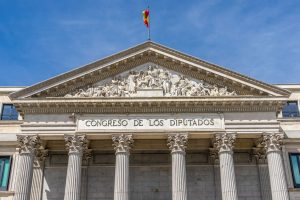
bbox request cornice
[148,42,291,96]
[12,96,287,115]
[10,41,290,99]
[10,42,153,99]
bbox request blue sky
[0,0,299,86]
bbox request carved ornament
[261,133,283,153]
[17,135,41,155]
[209,148,219,164]
[65,65,237,98]
[167,134,188,153]
[64,134,88,154]
[214,133,236,153]
[35,149,49,162]
[252,148,267,164]
[112,134,134,154]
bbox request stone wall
[42,167,67,200]
[130,166,171,200]
[86,167,114,200]
[235,166,262,200]
[40,152,265,200]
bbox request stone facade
[0,42,300,200]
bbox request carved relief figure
[127,71,137,93]
[65,65,237,97]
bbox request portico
[8,41,292,200]
[12,131,289,200]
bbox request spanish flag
[142,8,149,28]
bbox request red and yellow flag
[142,9,150,28]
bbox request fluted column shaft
[267,151,289,200]
[13,135,41,200]
[262,133,289,200]
[253,148,272,200]
[168,134,188,200]
[30,149,48,200]
[258,164,272,200]
[64,134,88,200]
[114,152,129,200]
[214,133,238,200]
[113,134,133,200]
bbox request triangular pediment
[10,41,290,99]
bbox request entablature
[13,96,287,115]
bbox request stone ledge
[0,191,14,197]
[278,117,300,122]
[288,188,300,192]
[0,120,23,125]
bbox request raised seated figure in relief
[136,71,148,88]
[219,86,228,96]
[190,85,200,96]
[144,72,153,88]
[148,65,159,78]
[92,86,101,97]
[210,85,219,96]
[118,82,128,97]
[198,82,210,95]
[149,72,159,88]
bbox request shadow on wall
[43,167,67,200]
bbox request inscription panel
[77,114,224,132]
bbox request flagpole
[148,5,151,41]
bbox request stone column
[13,135,41,200]
[9,148,20,191]
[167,134,188,200]
[30,148,48,200]
[214,133,238,200]
[261,133,289,200]
[64,134,88,200]
[209,148,222,200]
[252,148,272,200]
[81,149,92,200]
[112,134,133,200]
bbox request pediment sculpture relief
[65,65,237,97]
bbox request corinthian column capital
[214,133,236,153]
[17,135,41,155]
[252,148,267,164]
[112,134,133,154]
[167,133,188,154]
[261,133,283,153]
[64,134,88,154]
[35,148,49,162]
